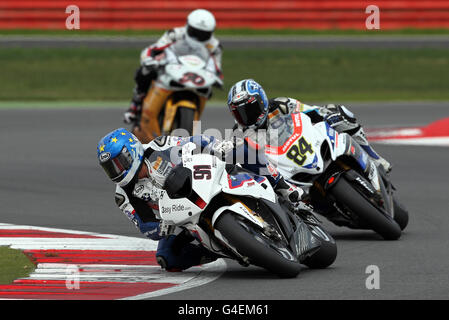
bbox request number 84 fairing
[158,143,337,278]
[263,112,409,240]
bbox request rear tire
[215,212,301,278]
[330,178,402,240]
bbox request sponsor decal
[142,193,151,202]
[282,133,301,153]
[99,152,111,163]
[293,113,301,127]
[152,156,163,171]
[134,185,144,195]
[125,209,136,220]
[355,177,374,194]
[161,204,191,214]
[265,113,303,155]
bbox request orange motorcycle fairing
[161,98,197,134]
[139,83,207,143]
[139,84,172,143]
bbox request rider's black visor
[230,96,265,127]
[100,146,133,182]
[187,25,213,42]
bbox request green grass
[1,47,448,103]
[0,247,35,284]
[2,28,449,37]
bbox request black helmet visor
[187,25,213,42]
[230,96,265,127]
[100,146,133,182]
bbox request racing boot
[274,177,305,205]
[351,127,392,174]
[156,233,220,272]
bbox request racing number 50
[286,137,313,166]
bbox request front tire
[330,178,402,240]
[301,225,337,269]
[393,197,409,231]
[175,107,195,135]
[215,212,301,278]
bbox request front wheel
[174,107,195,135]
[330,178,402,240]
[301,225,337,269]
[393,197,409,231]
[215,212,301,278]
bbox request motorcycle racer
[96,128,303,271]
[227,79,392,174]
[123,9,223,142]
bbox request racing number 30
[286,137,313,166]
[179,72,205,86]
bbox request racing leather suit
[113,134,300,271]
[125,27,223,141]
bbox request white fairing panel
[211,202,266,229]
[159,143,278,225]
[220,170,277,203]
[265,113,348,184]
[159,54,222,91]
[158,195,202,225]
[178,55,207,69]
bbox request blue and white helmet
[227,79,269,129]
[97,128,144,187]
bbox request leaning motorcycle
[158,143,337,278]
[261,112,409,240]
[139,49,223,143]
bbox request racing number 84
[286,137,313,166]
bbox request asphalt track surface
[1,35,449,48]
[1,102,449,299]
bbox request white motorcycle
[141,43,223,139]
[262,112,409,240]
[158,143,337,278]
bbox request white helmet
[185,9,216,47]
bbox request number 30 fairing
[125,10,224,144]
